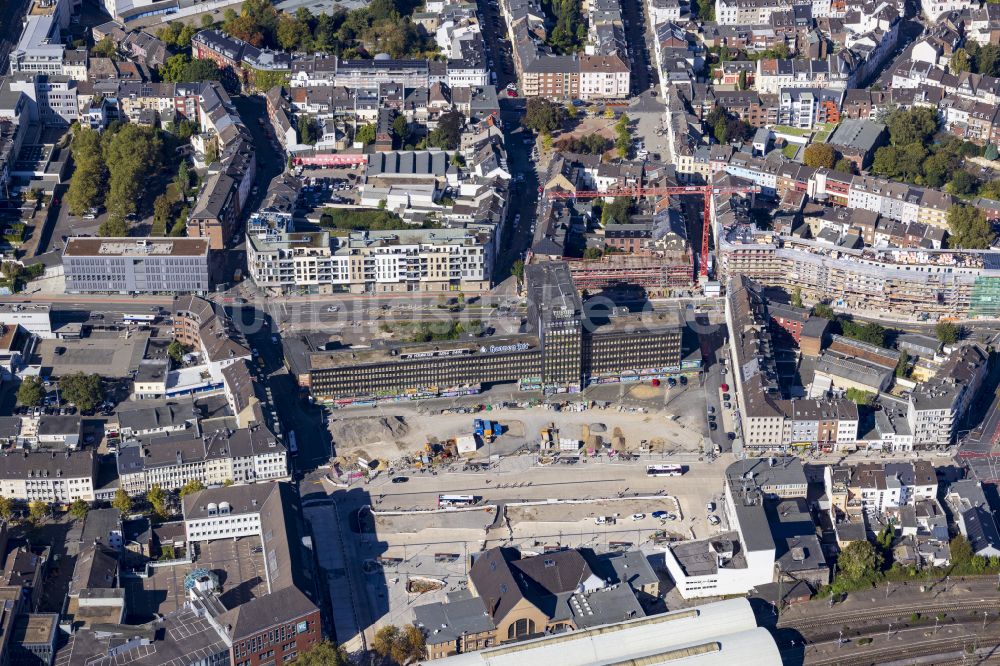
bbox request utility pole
[886,622,892,639]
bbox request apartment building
[172,295,252,382]
[63,238,210,294]
[247,228,494,294]
[9,1,66,76]
[907,345,987,448]
[726,277,859,452]
[0,450,95,502]
[116,426,288,495]
[945,480,1000,557]
[715,0,794,25]
[776,88,843,129]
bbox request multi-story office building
[0,451,95,502]
[9,1,66,76]
[63,238,210,294]
[247,228,494,294]
[304,261,692,404]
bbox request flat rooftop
[63,237,210,257]
[35,331,149,378]
[309,333,540,370]
[124,537,267,621]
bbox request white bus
[647,464,684,477]
[123,314,157,323]
[438,494,478,508]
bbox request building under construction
[567,253,694,295]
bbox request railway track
[780,598,1000,632]
[805,628,1000,666]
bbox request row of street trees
[66,124,164,236]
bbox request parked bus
[438,494,478,508]
[288,431,298,457]
[647,464,684,477]
[123,314,156,323]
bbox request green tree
[147,484,169,519]
[59,372,104,412]
[948,170,979,196]
[837,539,883,583]
[601,197,631,225]
[153,193,173,232]
[615,113,631,155]
[845,388,875,405]
[99,215,129,237]
[583,246,604,259]
[985,144,1000,161]
[427,111,463,150]
[511,259,524,281]
[840,319,886,346]
[167,340,188,363]
[112,488,132,515]
[948,204,995,249]
[69,498,90,521]
[876,524,894,552]
[895,349,910,378]
[290,641,350,666]
[179,479,206,498]
[0,496,12,521]
[738,69,747,90]
[174,161,190,203]
[60,372,104,412]
[565,103,578,119]
[159,54,222,83]
[791,286,803,308]
[886,107,939,147]
[16,376,44,407]
[91,37,118,59]
[298,115,318,144]
[392,114,409,143]
[28,500,48,524]
[524,98,564,135]
[950,534,974,567]
[355,123,376,145]
[372,625,400,658]
[803,143,837,168]
[812,302,835,319]
[936,321,960,344]
[951,48,972,74]
[201,13,215,28]
[67,128,107,215]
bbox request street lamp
[886,622,892,639]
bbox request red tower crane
[544,185,760,278]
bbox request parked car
[631,513,645,521]
[708,514,721,525]
[391,476,409,483]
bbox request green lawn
[772,125,812,137]
[782,144,799,159]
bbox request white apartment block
[579,65,631,100]
[920,0,976,21]
[248,228,493,294]
[0,450,95,502]
[116,427,288,495]
[907,346,987,448]
[182,483,282,544]
[715,0,790,25]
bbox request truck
[473,419,485,437]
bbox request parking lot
[124,537,267,621]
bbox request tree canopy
[289,641,350,666]
[112,488,132,515]
[16,376,44,407]
[524,98,564,135]
[70,498,90,521]
[948,204,996,249]
[803,143,838,169]
[159,54,222,83]
[837,539,883,584]
[147,485,169,519]
[60,373,104,412]
[426,111,463,150]
[179,479,206,498]
[935,321,960,344]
